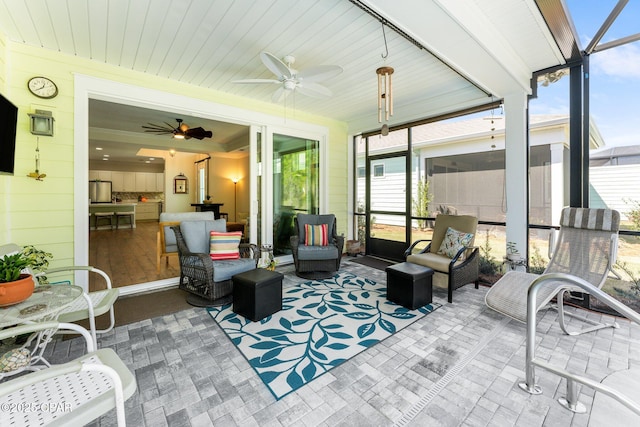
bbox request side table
[0,284,85,377]
[232,269,283,321]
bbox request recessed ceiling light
[96,147,103,150]
[103,154,110,157]
[102,158,109,161]
[145,160,151,164]
[149,157,155,161]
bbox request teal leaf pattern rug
[207,271,441,400]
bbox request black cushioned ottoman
[385,262,434,309]
[232,268,284,321]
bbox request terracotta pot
[0,274,35,307]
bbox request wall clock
[27,76,58,99]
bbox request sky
[529,0,640,149]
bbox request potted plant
[0,246,52,306]
[506,241,522,261]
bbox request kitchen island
[89,203,136,230]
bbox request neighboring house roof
[590,145,640,166]
[362,114,605,153]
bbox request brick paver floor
[43,259,640,426]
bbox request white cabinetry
[123,172,136,191]
[90,170,164,193]
[135,203,160,221]
[111,172,124,191]
[135,172,158,191]
[89,170,112,181]
[156,173,164,192]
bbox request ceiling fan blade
[260,52,292,79]
[142,122,171,130]
[297,65,343,82]
[271,86,289,103]
[185,127,213,140]
[296,82,332,98]
[232,79,281,84]
[142,124,174,133]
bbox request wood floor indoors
[89,220,180,291]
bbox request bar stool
[218,212,229,221]
[116,211,134,229]
[94,212,115,230]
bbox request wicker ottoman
[232,268,284,321]
[386,262,434,309]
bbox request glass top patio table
[0,284,83,328]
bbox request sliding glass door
[250,127,322,263]
[272,134,319,256]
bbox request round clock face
[28,76,58,99]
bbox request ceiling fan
[142,118,212,140]
[233,52,343,103]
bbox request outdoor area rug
[207,271,441,400]
[348,255,395,271]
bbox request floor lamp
[232,178,238,221]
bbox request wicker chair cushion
[212,258,256,282]
[407,252,463,272]
[437,227,473,258]
[160,212,215,250]
[296,214,335,243]
[429,214,477,255]
[304,224,328,246]
[297,245,339,261]
[209,231,242,260]
[180,219,226,254]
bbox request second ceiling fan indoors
[234,52,343,103]
[142,118,213,140]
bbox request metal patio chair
[485,207,620,335]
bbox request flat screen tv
[0,93,18,175]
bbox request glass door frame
[366,150,411,261]
[250,124,328,265]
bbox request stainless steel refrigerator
[89,180,112,203]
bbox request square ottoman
[386,262,434,309]
[232,268,284,321]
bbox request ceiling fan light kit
[233,52,343,103]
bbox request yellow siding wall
[0,33,6,243]
[0,41,348,266]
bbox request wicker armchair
[291,214,344,279]
[404,214,479,303]
[172,221,259,307]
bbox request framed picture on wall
[174,175,188,194]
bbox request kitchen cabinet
[135,172,161,191]
[156,173,164,192]
[111,172,124,191]
[123,172,136,191]
[135,202,160,221]
[91,170,164,193]
[89,170,112,181]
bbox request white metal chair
[485,207,620,335]
[39,266,119,344]
[0,321,136,426]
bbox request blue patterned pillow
[437,227,473,258]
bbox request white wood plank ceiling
[0,0,567,160]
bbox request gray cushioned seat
[297,245,339,260]
[212,258,256,282]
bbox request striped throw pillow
[209,231,242,260]
[304,223,328,246]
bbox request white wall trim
[74,74,329,292]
